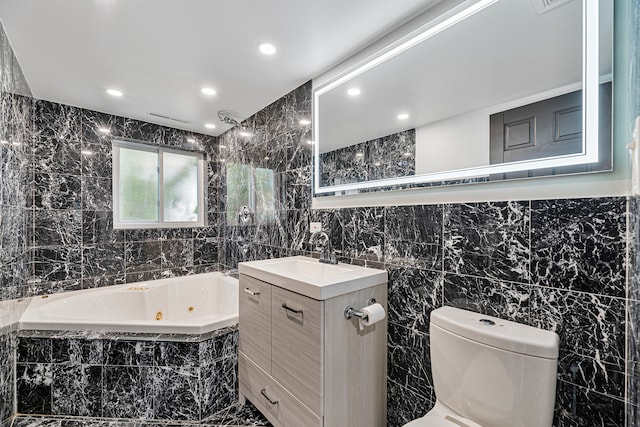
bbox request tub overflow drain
[156,311,163,321]
[479,318,495,326]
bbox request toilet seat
[403,401,483,427]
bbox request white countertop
[238,256,388,300]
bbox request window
[113,140,205,228]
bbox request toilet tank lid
[431,306,559,359]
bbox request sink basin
[260,257,353,278]
[238,256,388,300]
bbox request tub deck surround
[19,273,238,334]
[16,326,240,422]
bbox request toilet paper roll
[358,303,386,330]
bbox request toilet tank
[430,307,559,427]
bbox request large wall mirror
[313,0,613,195]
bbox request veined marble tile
[342,206,385,261]
[33,138,81,176]
[80,109,124,144]
[33,210,82,247]
[52,338,103,365]
[387,379,432,427]
[200,356,237,418]
[17,363,53,414]
[33,173,81,210]
[387,266,442,332]
[154,341,199,368]
[531,286,625,376]
[121,119,164,145]
[385,204,443,270]
[285,209,310,251]
[82,211,123,245]
[102,366,153,419]
[443,273,530,324]
[33,100,81,142]
[80,143,112,178]
[51,364,102,417]
[125,241,162,274]
[81,176,112,211]
[531,197,626,297]
[205,400,271,426]
[443,201,530,283]
[388,322,432,399]
[152,366,200,420]
[554,379,624,426]
[103,340,155,367]
[160,239,194,270]
[32,246,82,283]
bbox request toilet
[404,306,559,427]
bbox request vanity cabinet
[238,262,387,427]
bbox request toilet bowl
[403,306,559,427]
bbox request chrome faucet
[309,230,338,264]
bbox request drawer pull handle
[244,288,260,296]
[282,303,303,315]
[260,388,279,405]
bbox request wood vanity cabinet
[238,272,387,427]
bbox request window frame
[112,139,206,229]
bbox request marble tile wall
[15,327,238,422]
[310,199,626,426]
[319,129,415,186]
[217,81,313,270]
[220,81,632,426]
[0,19,32,427]
[25,101,220,297]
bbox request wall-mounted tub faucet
[309,230,338,264]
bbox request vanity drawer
[239,353,322,427]
[239,275,272,373]
[271,286,323,416]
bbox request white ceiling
[0,0,438,136]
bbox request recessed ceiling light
[299,119,311,126]
[347,88,361,96]
[98,127,111,134]
[201,87,216,96]
[106,89,123,97]
[205,123,216,129]
[397,113,410,120]
[259,43,276,55]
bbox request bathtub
[19,272,238,334]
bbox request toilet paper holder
[344,298,377,320]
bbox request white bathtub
[19,272,238,334]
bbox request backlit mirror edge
[312,0,605,196]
